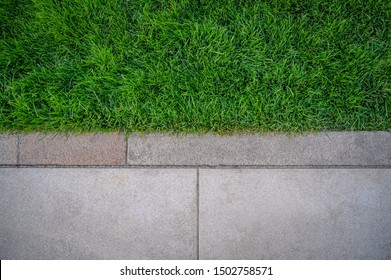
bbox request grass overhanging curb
[1,0,390,133]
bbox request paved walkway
[0,132,390,259]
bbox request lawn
[1,0,390,133]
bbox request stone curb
[0,132,390,166]
[0,134,17,165]
[127,132,391,166]
[19,133,126,165]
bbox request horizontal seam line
[0,165,390,169]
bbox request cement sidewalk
[0,132,390,259]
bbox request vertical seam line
[16,135,21,165]
[125,136,128,165]
[196,168,200,260]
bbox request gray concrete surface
[1,132,390,166]
[127,132,391,166]
[0,168,197,259]
[19,133,126,165]
[199,169,391,259]
[0,134,17,164]
[1,132,390,260]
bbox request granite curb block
[199,168,391,259]
[127,132,391,166]
[0,168,197,259]
[0,132,390,166]
[19,133,126,165]
[0,134,18,165]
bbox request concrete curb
[1,132,390,166]
[0,134,18,165]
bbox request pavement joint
[16,135,21,164]
[125,137,129,165]
[1,164,391,169]
[196,168,200,260]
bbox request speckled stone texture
[0,134,17,165]
[199,169,391,259]
[19,133,126,165]
[0,168,197,259]
[127,132,391,166]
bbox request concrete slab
[0,168,197,259]
[19,133,126,165]
[0,134,17,165]
[127,132,391,166]
[199,169,391,259]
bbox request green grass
[1,0,390,133]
